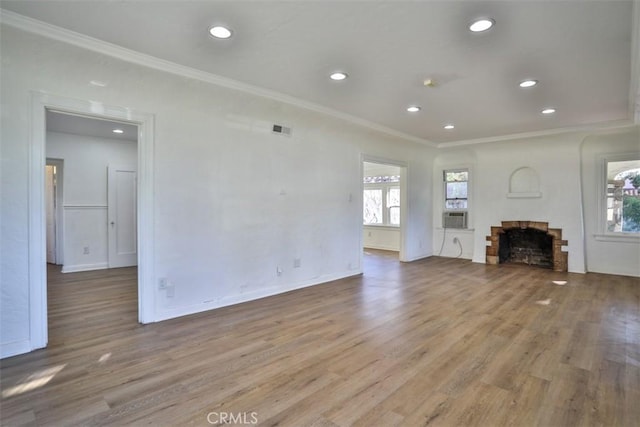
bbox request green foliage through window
[606,162,640,233]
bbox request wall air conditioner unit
[442,211,467,229]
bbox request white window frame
[444,168,469,211]
[363,182,400,227]
[596,154,640,242]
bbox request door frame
[45,158,64,265]
[360,154,409,265]
[29,91,156,351]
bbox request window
[606,160,640,233]
[363,175,400,226]
[444,169,468,210]
[387,187,400,226]
[363,188,383,225]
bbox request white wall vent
[272,124,292,136]
[443,211,467,229]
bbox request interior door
[108,165,137,268]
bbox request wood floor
[1,251,639,426]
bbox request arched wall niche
[508,166,542,198]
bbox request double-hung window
[363,175,400,226]
[444,169,468,210]
[605,160,640,233]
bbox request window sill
[363,224,400,230]
[593,233,640,243]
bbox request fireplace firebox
[486,221,567,271]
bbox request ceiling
[47,110,138,142]
[2,1,637,145]
[363,162,401,177]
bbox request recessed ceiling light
[407,106,421,113]
[519,79,538,88]
[330,72,348,81]
[469,18,494,32]
[113,129,124,134]
[541,108,556,114]
[444,124,455,130]
[209,26,233,39]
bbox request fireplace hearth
[486,221,568,271]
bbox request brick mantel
[486,221,568,272]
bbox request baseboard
[438,252,473,260]
[363,244,400,252]
[62,262,108,273]
[1,339,31,359]
[587,266,639,277]
[401,251,432,262]
[155,270,362,322]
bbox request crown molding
[0,9,436,148]
[436,119,636,149]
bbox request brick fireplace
[486,221,568,272]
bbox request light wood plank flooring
[1,251,639,426]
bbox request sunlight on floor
[535,298,551,306]
[1,364,66,398]
[552,280,567,286]
[98,352,111,363]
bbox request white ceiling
[363,162,401,177]
[47,110,138,142]
[3,1,637,145]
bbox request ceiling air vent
[272,124,292,137]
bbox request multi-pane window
[606,161,640,233]
[363,189,383,225]
[387,187,400,226]
[363,175,400,226]
[444,169,468,210]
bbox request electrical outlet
[158,278,167,290]
[294,258,301,268]
[453,237,459,244]
[83,246,90,255]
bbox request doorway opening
[361,158,408,272]
[45,159,63,266]
[46,110,139,271]
[28,91,155,352]
[45,110,140,341]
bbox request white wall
[434,128,640,276]
[0,25,435,357]
[435,135,587,269]
[470,134,587,273]
[363,226,400,251]
[432,149,476,259]
[46,131,137,272]
[581,127,640,276]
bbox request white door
[45,165,57,264]
[108,165,137,268]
